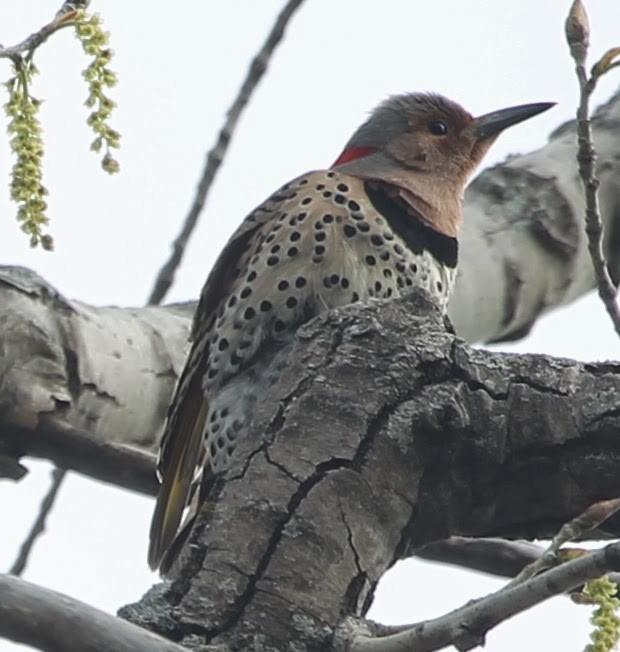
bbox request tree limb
[120,290,620,650]
[0,573,193,652]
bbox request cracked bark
[120,291,620,650]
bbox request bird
[148,92,553,572]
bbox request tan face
[385,109,496,183]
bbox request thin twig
[566,0,620,337]
[507,497,620,588]
[0,1,90,64]
[9,467,67,576]
[147,0,307,305]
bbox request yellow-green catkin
[4,59,51,250]
[73,10,120,173]
[584,576,620,652]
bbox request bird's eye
[428,120,448,136]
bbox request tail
[148,378,209,572]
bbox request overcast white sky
[1,2,619,651]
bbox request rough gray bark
[119,291,620,651]
[1,92,620,487]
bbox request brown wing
[147,176,310,571]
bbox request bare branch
[508,497,620,587]
[566,0,620,336]
[415,537,545,578]
[347,542,620,652]
[9,466,67,576]
[0,1,90,63]
[1,416,158,495]
[147,0,307,305]
[0,573,192,652]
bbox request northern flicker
[148,93,553,571]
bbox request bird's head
[333,93,554,236]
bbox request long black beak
[471,102,555,140]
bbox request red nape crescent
[332,146,376,166]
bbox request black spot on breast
[246,270,257,282]
[288,247,299,257]
[313,255,324,264]
[295,276,307,288]
[218,338,229,351]
[365,255,376,266]
[343,225,356,238]
[436,281,443,292]
[267,255,279,266]
[270,244,281,254]
[230,352,243,366]
[278,280,289,291]
[290,231,301,242]
[240,287,252,299]
[341,278,350,289]
[244,307,256,320]
[228,295,237,308]
[260,300,272,312]
[357,222,370,232]
[348,200,360,211]
[383,269,393,278]
[315,232,326,242]
[274,318,286,332]
[315,245,325,255]
[337,183,349,192]
[334,194,346,204]
[323,191,332,198]
[323,214,334,224]
[286,296,298,308]
[371,235,384,247]
[301,197,312,205]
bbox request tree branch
[121,290,620,650]
[148,0,307,305]
[565,1,620,336]
[0,573,193,652]
[345,541,620,652]
[1,416,158,495]
[0,1,90,64]
[9,466,67,576]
